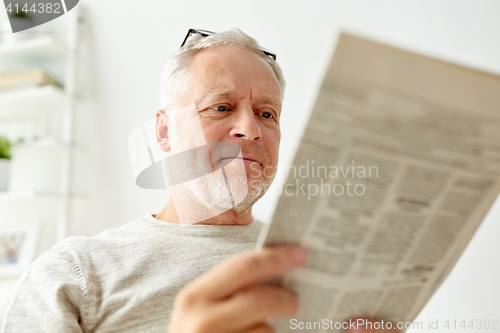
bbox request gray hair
[159,29,285,112]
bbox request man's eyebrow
[261,97,282,108]
[197,89,282,109]
[197,90,232,104]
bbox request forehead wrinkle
[196,89,233,105]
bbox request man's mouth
[219,156,262,166]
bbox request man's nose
[229,107,262,140]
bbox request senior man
[0,29,397,333]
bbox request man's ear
[156,110,170,152]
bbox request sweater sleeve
[0,245,89,333]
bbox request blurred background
[0,0,499,331]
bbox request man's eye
[213,105,231,112]
[260,111,274,119]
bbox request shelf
[15,139,85,153]
[0,190,62,205]
[0,36,66,71]
[0,85,65,119]
[0,8,83,243]
[0,190,85,206]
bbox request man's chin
[174,172,271,216]
[230,176,270,207]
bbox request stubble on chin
[231,170,276,213]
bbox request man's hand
[168,245,307,333]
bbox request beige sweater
[0,214,264,332]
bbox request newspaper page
[256,33,500,333]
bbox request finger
[218,285,298,330]
[188,245,307,299]
[241,323,275,333]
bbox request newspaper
[256,33,500,332]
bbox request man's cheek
[198,120,227,142]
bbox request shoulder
[13,244,79,286]
[52,215,161,269]
[59,214,156,251]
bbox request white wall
[3,0,500,330]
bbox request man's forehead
[192,47,279,83]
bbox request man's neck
[154,199,254,225]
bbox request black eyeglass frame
[180,28,277,61]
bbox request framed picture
[0,220,40,277]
